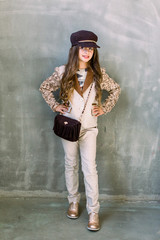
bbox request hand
[55,105,68,114]
[92,105,104,117]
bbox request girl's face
[78,47,94,64]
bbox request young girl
[39,30,121,231]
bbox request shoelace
[70,202,78,211]
[89,213,98,222]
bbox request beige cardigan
[39,65,121,128]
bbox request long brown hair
[60,45,102,105]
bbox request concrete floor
[0,198,160,240]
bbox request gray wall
[0,0,160,199]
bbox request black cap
[70,30,100,48]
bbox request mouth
[82,55,89,59]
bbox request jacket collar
[74,68,94,97]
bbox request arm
[39,66,64,112]
[100,68,121,114]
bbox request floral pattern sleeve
[39,67,63,111]
[100,68,121,114]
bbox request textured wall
[0,0,160,198]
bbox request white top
[76,68,88,89]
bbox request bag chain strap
[79,82,93,122]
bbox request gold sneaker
[87,212,100,231]
[67,202,79,219]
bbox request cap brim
[77,42,100,48]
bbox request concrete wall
[0,0,160,199]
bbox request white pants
[61,127,100,214]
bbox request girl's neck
[78,60,89,69]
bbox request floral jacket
[39,65,121,114]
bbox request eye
[89,47,93,50]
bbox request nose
[83,48,89,53]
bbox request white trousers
[61,127,100,214]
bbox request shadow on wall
[97,88,130,197]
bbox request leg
[61,139,81,204]
[79,127,100,214]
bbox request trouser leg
[61,139,80,203]
[79,127,100,214]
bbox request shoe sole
[67,214,79,219]
[87,226,100,231]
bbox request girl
[39,30,121,231]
